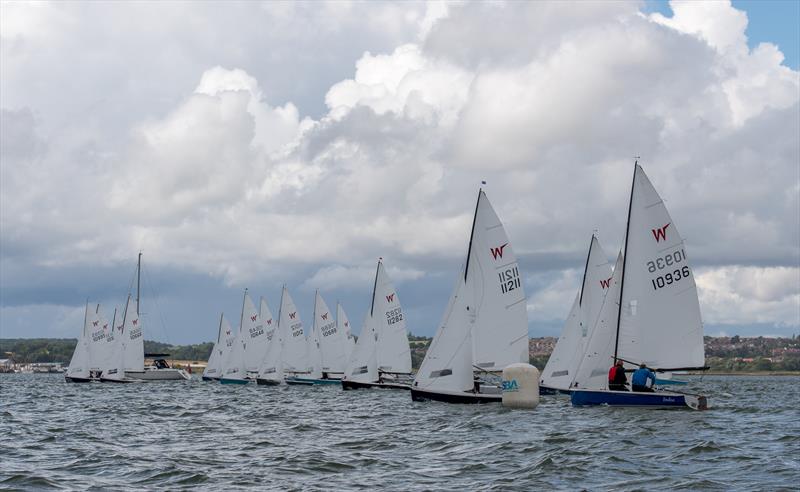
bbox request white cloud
[301,264,425,293]
[1,1,798,341]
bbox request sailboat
[100,294,143,383]
[203,313,235,381]
[256,289,285,385]
[411,188,529,404]
[65,302,100,383]
[120,253,190,381]
[540,235,612,394]
[286,291,351,385]
[570,163,709,410]
[341,259,413,390]
[220,289,258,384]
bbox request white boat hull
[125,368,190,381]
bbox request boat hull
[286,377,342,386]
[341,379,411,391]
[125,368,190,381]
[202,376,219,382]
[99,377,138,383]
[65,376,97,383]
[219,377,250,385]
[570,389,707,410]
[255,378,281,386]
[410,387,501,404]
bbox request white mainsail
[66,302,93,380]
[343,314,378,383]
[315,291,351,376]
[616,164,705,370]
[571,252,624,389]
[203,313,225,379]
[100,307,119,377]
[86,304,107,374]
[241,293,265,375]
[466,190,529,370]
[106,295,136,380]
[221,291,248,381]
[258,303,284,383]
[372,261,412,374]
[337,302,356,368]
[122,295,144,372]
[542,236,613,390]
[279,287,309,374]
[413,272,475,394]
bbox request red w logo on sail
[103,324,108,330]
[289,312,296,319]
[132,319,138,326]
[321,313,328,320]
[386,293,395,303]
[490,243,508,260]
[599,277,612,289]
[250,314,257,322]
[93,320,99,326]
[652,223,670,242]
[266,319,272,325]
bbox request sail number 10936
[648,249,691,290]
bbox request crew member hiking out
[608,359,628,391]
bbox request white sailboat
[337,302,356,365]
[202,313,232,381]
[286,291,350,385]
[65,302,98,383]
[342,259,413,390]
[540,235,612,393]
[220,289,255,384]
[100,294,142,383]
[411,188,528,403]
[256,291,285,386]
[107,253,190,381]
[570,163,709,409]
[280,286,312,378]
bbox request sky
[1,0,798,345]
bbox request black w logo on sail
[490,243,508,260]
[289,312,296,319]
[386,293,395,303]
[321,313,328,320]
[599,277,612,289]
[652,223,670,242]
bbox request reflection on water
[1,374,798,490]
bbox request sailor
[631,363,656,392]
[608,360,628,391]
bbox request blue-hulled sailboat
[569,163,709,410]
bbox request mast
[370,259,381,317]
[239,288,247,334]
[217,312,224,344]
[463,189,483,282]
[578,234,594,307]
[136,252,141,316]
[111,308,117,336]
[82,300,89,338]
[614,162,638,362]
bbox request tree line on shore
[2,335,798,372]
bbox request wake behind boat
[569,163,709,410]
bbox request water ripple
[1,374,798,490]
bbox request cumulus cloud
[1,0,798,341]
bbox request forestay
[616,165,705,370]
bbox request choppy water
[1,374,798,491]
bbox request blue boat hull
[219,377,250,385]
[571,389,707,410]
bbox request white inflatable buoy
[502,363,540,409]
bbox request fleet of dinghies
[65,163,710,409]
